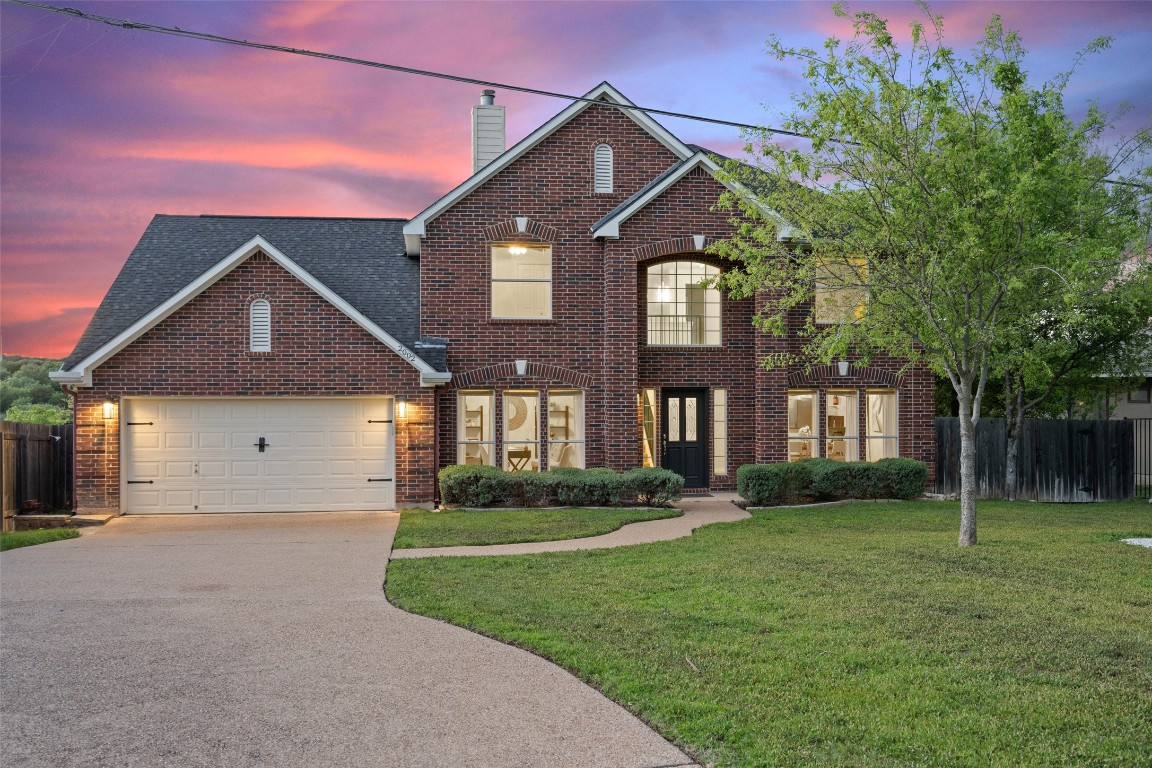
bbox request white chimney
[472,89,505,173]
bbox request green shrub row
[737,458,928,506]
[439,465,684,508]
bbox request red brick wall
[75,253,435,510]
[424,103,936,487]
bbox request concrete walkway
[1,512,699,768]
[392,492,750,559]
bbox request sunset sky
[2,0,1149,360]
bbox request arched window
[249,299,271,352]
[594,144,613,193]
[646,261,721,345]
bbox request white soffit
[402,82,695,254]
[50,236,450,387]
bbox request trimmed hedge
[737,458,927,506]
[438,465,683,508]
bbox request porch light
[396,399,407,419]
[837,360,850,377]
[102,401,115,420]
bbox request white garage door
[122,398,395,513]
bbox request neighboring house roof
[402,81,696,255]
[53,215,450,385]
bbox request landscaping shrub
[737,458,928,505]
[622,467,683,506]
[737,462,813,506]
[555,468,624,506]
[438,465,675,507]
[875,458,929,499]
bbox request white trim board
[50,236,451,388]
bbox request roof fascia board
[56,235,448,386]
[402,83,694,254]
[591,152,794,239]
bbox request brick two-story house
[52,83,934,513]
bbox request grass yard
[0,527,80,551]
[387,501,1152,767]
[392,506,682,549]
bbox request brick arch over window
[631,235,712,263]
[483,218,559,244]
[788,365,899,389]
[453,361,593,389]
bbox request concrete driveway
[1,513,695,767]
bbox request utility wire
[5,0,1147,191]
[2,0,806,138]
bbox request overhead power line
[2,0,806,138]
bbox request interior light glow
[509,246,528,255]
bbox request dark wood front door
[662,389,708,488]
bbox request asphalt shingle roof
[62,214,446,372]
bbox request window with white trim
[458,391,495,466]
[249,299,271,352]
[713,389,727,475]
[503,390,540,471]
[646,261,721,345]
[492,244,551,319]
[787,390,819,461]
[547,390,584,469]
[826,390,859,462]
[640,388,657,468]
[814,258,867,324]
[594,144,613,193]
[866,390,899,460]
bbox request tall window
[594,144,613,193]
[503,390,540,471]
[646,261,721,345]
[826,390,859,462]
[814,258,867,324]
[866,390,899,460]
[458,391,495,466]
[547,390,584,468]
[249,299,271,352]
[713,389,728,475]
[640,389,657,467]
[492,244,551,319]
[787,390,819,461]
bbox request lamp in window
[656,282,673,303]
[509,245,528,255]
[102,402,115,420]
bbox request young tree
[714,3,1151,545]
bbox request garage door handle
[127,421,154,426]
[253,437,269,452]
[127,480,154,484]
[367,419,393,424]
[367,478,393,482]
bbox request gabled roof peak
[402,82,695,255]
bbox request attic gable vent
[594,144,613,193]
[249,299,271,352]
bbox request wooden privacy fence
[1130,417,1151,499]
[935,417,1134,502]
[2,421,73,531]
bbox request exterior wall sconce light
[837,360,850,377]
[396,398,407,420]
[515,359,528,376]
[102,401,115,420]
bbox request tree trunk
[956,384,978,547]
[1004,373,1024,501]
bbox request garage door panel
[123,397,394,513]
[165,432,194,449]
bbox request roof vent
[472,89,505,173]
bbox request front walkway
[390,492,750,559]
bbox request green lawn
[387,501,1152,767]
[1,527,80,551]
[393,506,682,549]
